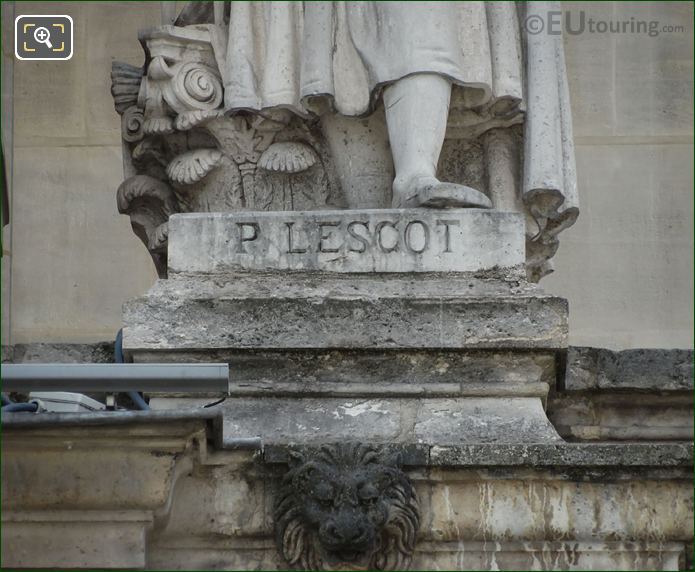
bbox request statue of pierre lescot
[114,1,578,280]
[208,1,577,221]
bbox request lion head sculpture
[274,443,420,571]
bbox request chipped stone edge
[3,411,691,473]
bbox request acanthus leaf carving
[258,141,318,174]
[174,108,224,132]
[110,61,143,115]
[130,138,168,182]
[204,115,275,165]
[116,175,179,278]
[115,24,346,277]
[143,116,175,136]
[166,149,224,185]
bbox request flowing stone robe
[208,0,577,279]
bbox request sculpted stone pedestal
[3,4,692,569]
[123,208,566,446]
[3,209,691,571]
[104,208,693,572]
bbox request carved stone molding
[111,26,343,275]
[111,61,143,115]
[274,443,420,571]
[116,175,179,278]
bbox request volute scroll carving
[111,26,342,274]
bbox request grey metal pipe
[1,363,229,393]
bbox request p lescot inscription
[168,210,525,274]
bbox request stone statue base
[5,207,691,570]
[123,208,567,445]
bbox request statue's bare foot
[392,176,493,209]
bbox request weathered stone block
[215,397,563,446]
[2,513,151,569]
[564,346,694,391]
[123,274,568,353]
[548,392,694,441]
[168,209,525,275]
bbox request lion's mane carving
[274,443,420,571]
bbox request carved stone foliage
[116,175,178,278]
[274,443,420,571]
[111,26,342,277]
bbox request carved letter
[318,221,341,253]
[347,221,370,253]
[376,221,399,253]
[404,220,430,254]
[436,219,460,253]
[236,222,260,253]
[286,222,307,254]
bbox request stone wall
[3,413,692,570]
[541,2,694,349]
[1,1,693,349]
[1,1,162,345]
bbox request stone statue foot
[392,176,493,209]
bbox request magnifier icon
[33,26,53,49]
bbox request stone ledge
[564,346,694,391]
[1,342,115,364]
[146,537,690,571]
[428,442,695,467]
[135,348,556,398]
[548,392,694,441]
[413,541,687,572]
[0,408,218,429]
[123,275,568,352]
[6,410,691,469]
[146,538,688,571]
[215,396,564,446]
[264,442,694,470]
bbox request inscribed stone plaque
[167,209,525,274]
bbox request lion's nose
[326,521,365,544]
